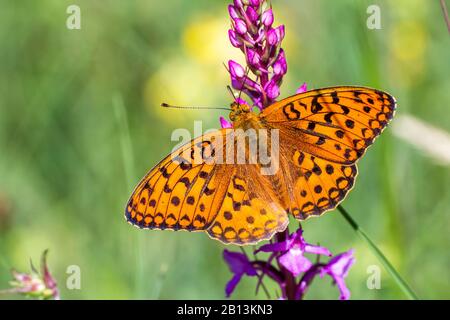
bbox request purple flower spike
[225,0,289,110]
[296,82,308,94]
[223,250,257,297]
[320,250,355,300]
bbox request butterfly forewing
[261,86,396,164]
[260,86,396,219]
[126,131,231,231]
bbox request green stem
[337,205,418,300]
[113,94,145,299]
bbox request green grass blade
[113,94,146,299]
[337,205,419,300]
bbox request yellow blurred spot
[391,21,426,64]
[144,15,247,126]
[183,15,243,66]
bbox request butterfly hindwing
[207,164,289,245]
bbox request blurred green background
[0,0,449,299]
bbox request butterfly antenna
[161,103,231,111]
[226,85,236,100]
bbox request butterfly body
[125,86,396,245]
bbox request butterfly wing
[260,86,396,219]
[207,164,288,245]
[126,129,289,244]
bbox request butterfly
[125,86,396,245]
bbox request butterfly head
[229,102,252,122]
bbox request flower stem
[275,230,297,300]
[337,205,418,300]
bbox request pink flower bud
[266,28,278,46]
[233,0,244,9]
[228,5,240,20]
[296,83,308,94]
[234,18,248,35]
[220,116,233,129]
[228,29,242,48]
[249,0,261,7]
[228,60,245,78]
[275,25,285,42]
[245,6,258,23]
[246,48,261,66]
[273,49,287,75]
[262,9,274,27]
[265,80,280,99]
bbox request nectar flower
[220,1,356,300]
[320,249,355,300]
[262,9,274,27]
[223,249,257,297]
[220,116,233,129]
[0,250,59,300]
[296,82,308,94]
[226,0,288,109]
[257,229,332,276]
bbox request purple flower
[296,82,308,94]
[266,28,279,46]
[0,250,59,300]
[257,229,332,276]
[320,249,355,300]
[219,2,356,300]
[225,0,287,110]
[228,29,242,48]
[262,8,274,27]
[264,80,280,100]
[220,116,233,129]
[228,60,245,78]
[223,250,258,297]
[234,18,248,35]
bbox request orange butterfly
[125,86,396,245]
